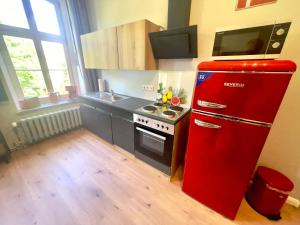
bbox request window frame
[0,0,75,102]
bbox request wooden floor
[0,128,299,225]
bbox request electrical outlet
[142,85,154,92]
[147,85,154,91]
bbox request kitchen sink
[87,92,129,103]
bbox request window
[0,0,72,100]
[4,36,47,97]
[0,0,29,29]
[30,0,61,35]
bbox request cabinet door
[80,104,113,143]
[182,112,270,219]
[112,115,134,153]
[80,27,118,69]
[117,20,159,70]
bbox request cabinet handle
[197,100,227,109]
[194,119,221,129]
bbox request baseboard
[286,196,300,208]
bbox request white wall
[86,0,195,104]
[85,0,300,198]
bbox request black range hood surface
[149,25,197,59]
[149,0,198,59]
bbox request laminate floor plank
[0,128,299,225]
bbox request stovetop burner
[169,105,183,113]
[162,110,176,118]
[136,102,189,122]
[143,105,157,113]
[153,102,163,107]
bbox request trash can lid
[257,166,294,192]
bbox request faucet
[110,89,115,97]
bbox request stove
[134,103,189,135]
[133,102,190,176]
[136,103,189,121]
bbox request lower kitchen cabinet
[80,104,113,143]
[111,115,135,154]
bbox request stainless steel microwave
[212,22,291,60]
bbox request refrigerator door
[182,111,270,219]
[192,71,291,123]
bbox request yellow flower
[162,95,168,103]
[167,91,173,100]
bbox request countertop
[80,92,190,125]
[80,92,153,113]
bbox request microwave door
[212,24,274,60]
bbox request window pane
[42,41,67,69]
[4,36,41,70]
[4,36,47,97]
[16,71,47,97]
[42,41,71,94]
[0,0,29,28]
[49,70,70,94]
[30,0,60,35]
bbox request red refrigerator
[182,60,297,219]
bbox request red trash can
[246,166,294,220]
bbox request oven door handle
[136,127,166,141]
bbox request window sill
[17,98,79,115]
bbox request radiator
[14,107,82,144]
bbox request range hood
[149,0,198,59]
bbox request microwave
[212,22,291,60]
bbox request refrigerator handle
[197,100,227,109]
[194,119,221,129]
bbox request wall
[86,0,196,104]
[85,0,300,198]
[190,0,300,199]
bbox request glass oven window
[140,132,165,156]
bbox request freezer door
[192,71,292,123]
[182,112,270,219]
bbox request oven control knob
[276,28,285,36]
[166,127,169,130]
[272,42,280,49]
[138,118,141,122]
[145,120,148,124]
[156,124,159,127]
[161,125,164,129]
[142,119,144,123]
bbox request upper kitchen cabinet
[80,20,160,70]
[117,20,160,70]
[80,27,119,69]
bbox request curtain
[66,0,99,92]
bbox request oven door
[134,124,173,166]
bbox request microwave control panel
[267,22,291,54]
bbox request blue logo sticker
[196,72,212,87]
